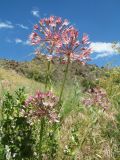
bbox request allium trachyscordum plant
[30,16,91,64]
[25,90,59,123]
[29,16,92,103]
[25,90,59,159]
[83,87,111,111]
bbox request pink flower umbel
[25,91,59,122]
[29,16,69,55]
[29,16,92,64]
[83,87,111,111]
[56,27,91,64]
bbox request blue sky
[0,0,120,66]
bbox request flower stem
[50,123,58,160]
[39,118,45,160]
[45,61,51,90]
[45,45,54,90]
[59,60,69,105]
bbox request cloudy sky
[0,0,120,66]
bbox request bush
[0,88,35,160]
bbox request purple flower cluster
[83,87,111,110]
[25,91,59,122]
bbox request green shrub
[0,88,35,160]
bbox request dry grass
[0,68,44,96]
[0,67,120,160]
[57,107,119,160]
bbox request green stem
[45,45,54,91]
[50,123,58,160]
[39,118,45,160]
[45,61,51,90]
[59,60,69,105]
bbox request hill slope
[0,57,104,88]
[0,58,120,159]
[0,67,44,97]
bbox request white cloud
[15,38,30,46]
[24,40,30,45]
[5,21,12,25]
[90,42,119,59]
[94,52,116,59]
[0,21,14,29]
[16,24,29,30]
[0,21,29,30]
[90,42,114,53]
[15,38,23,44]
[31,9,40,17]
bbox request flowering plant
[25,90,59,122]
[30,16,91,64]
[83,87,111,110]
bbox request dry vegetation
[0,59,120,160]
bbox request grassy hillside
[0,58,120,160]
[0,67,44,96]
[0,57,103,82]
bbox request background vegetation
[0,57,120,160]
